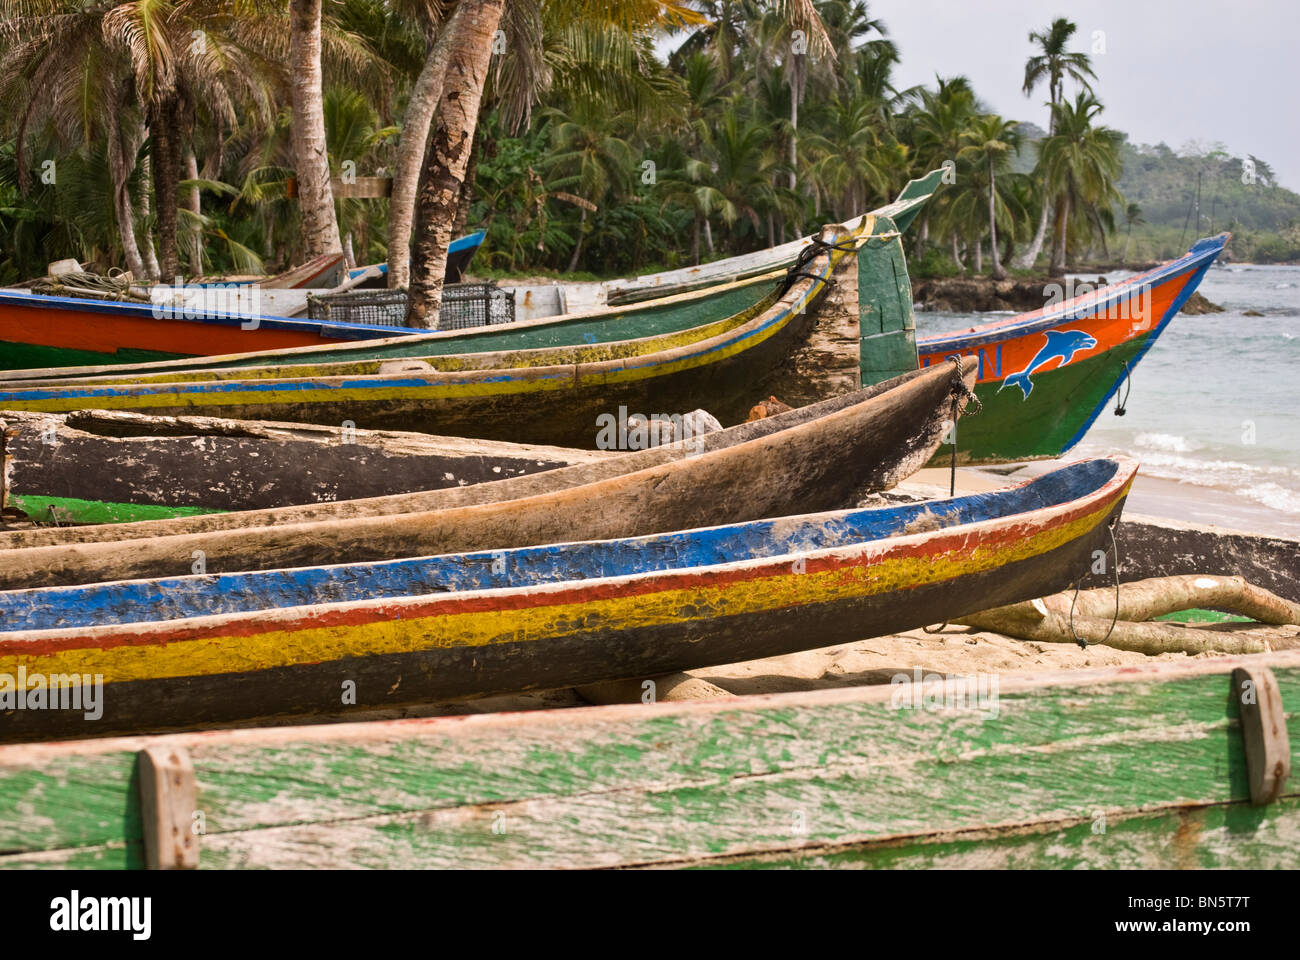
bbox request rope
[779,233,858,296]
[943,355,982,496]
[1069,517,1122,648]
[1113,362,1132,416]
[31,270,152,304]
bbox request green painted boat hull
[0,650,1294,869]
[940,335,1148,465]
[5,494,222,526]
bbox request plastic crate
[306,283,515,329]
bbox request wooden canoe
[2,645,1292,868]
[0,456,1136,740]
[0,410,607,526]
[0,177,939,382]
[0,359,977,587]
[0,234,483,370]
[0,237,851,444]
[911,233,1229,463]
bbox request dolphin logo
[999,329,1098,400]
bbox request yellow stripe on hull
[4,492,1119,688]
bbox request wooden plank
[1233,666,1291,805]
[0,652,1296,869]
[702,796,1300,869]
[138,746,199,869]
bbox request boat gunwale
[0,251,836,400]
[0,456,1136,644]
[1,643,1293,764]
[916,233,1230,354]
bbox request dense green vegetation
[1,2,1294,299]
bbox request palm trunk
[987,159,1005,279]
[1014,88,1057,273]
[406,0,505,329]
[387,6,462,289]
[149,99,183,281]
[1122,225,1132,263]
[1050,191,1070,276]
[703,219,715,254]
[452,131,480,240]
[105,90,147,280]
[951,233,963,270]
[788,72,799,190]
[139,153,160,281]
[184,147,202,274]
[566,208,588,273]
[973,238,983,273]
[691,214,701,266]
[289,0,343,259]
[1014,192,1050,270]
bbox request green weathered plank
[1,652,1296,869]
[858,215,920,385]
[713,796,1300,869]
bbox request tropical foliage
[4,2,1287,292]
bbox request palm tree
[1014,17,1095,270]
[404,0,703,328]
[803,93,897,220]
[542,101,636,271]
[957,114,1021,278]
[0,0,281,280]
[1121,202,1144,262]
[386,2,460,289]
[406,0,506,328]
[906,75,975,259]
[289,0,346,259]
[1038,92,1122,275]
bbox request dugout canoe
[4,645,1292,868]
[0,234,484,370]
[0,410,606,526]
[911,234,1229,463]
[0,456,1135,740]
[0,175,940,382]
[0,236,852,445]
[0,359,977,587]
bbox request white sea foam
[1133,432,1201,453]
[1125,451,1300,517]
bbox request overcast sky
[869,0,1298,188]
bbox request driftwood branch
[955,575,1300,656]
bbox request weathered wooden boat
[0,174,942,382]
[0,236,851,444]
[600,168,944,305]
[0,359,977,586]
[0,234,486,370]
[0,409,606,526]
[1117,514,1300,604]
[150,231,488,317]
[343,230,486,288]
[7,646,1291,869]
[910,234,1229,463]
[0,456,1135,740]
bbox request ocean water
[915,263,1300,537]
